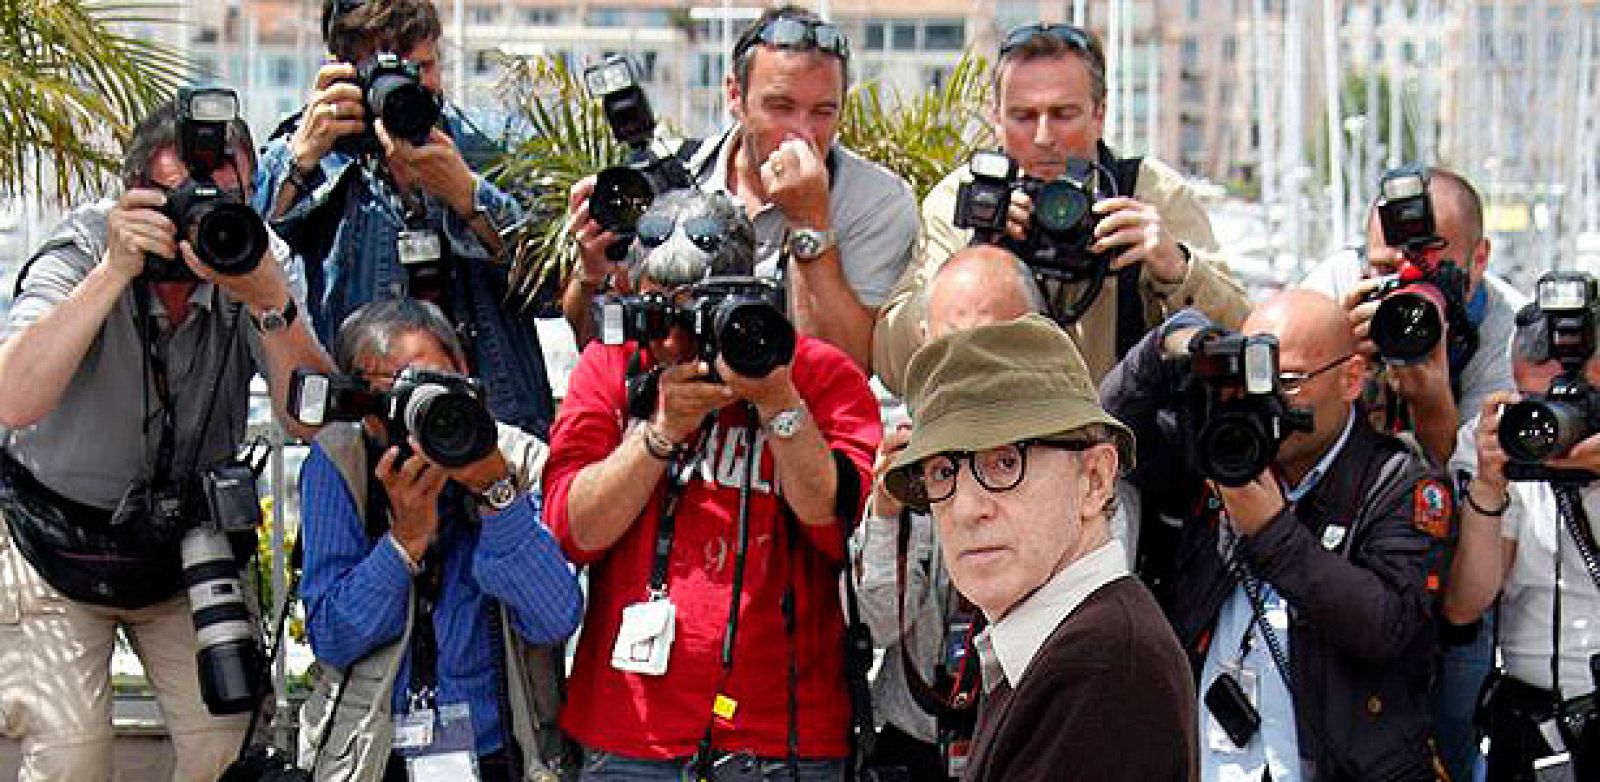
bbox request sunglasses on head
[637,212,728,254]
[736,17,849,60]
[999,23,1094,56]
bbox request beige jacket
[872,156,1252,396]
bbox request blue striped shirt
[299,443,583,755]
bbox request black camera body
[584,55,695,249]
[1177,331,1313,487]
[1500,272,1600,482]
[333,52,442,157]
[143,86,269,282]
[1367,164,1474,366]
[954,151,1106,282]
[288,367,499,468]
[597,276,796,379]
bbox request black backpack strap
[1104,144,1146,360]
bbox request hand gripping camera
[334,51,443,156]
[1176,330,1314,487]
[1367,164,1474,365]
[288,367,499,468]
[1499,272,1600,482]
[584,55,696,254]
[954,150,1110,322]
[598,276,796,379]
[143,87,270,282]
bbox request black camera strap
[406,537,449,705]
[893,507,982,729]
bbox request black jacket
[1102,312,1442,782]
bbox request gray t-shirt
[1298,248,1528,424]
[1,200,300,508]
[690,125,919,308]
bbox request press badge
[397,702,479,782]
[611,598,676,676]
[1206,665,1258,754]
[397,229,442,266]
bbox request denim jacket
[254,105,553,437]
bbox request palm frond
[839,51,995,200]
[487,54,630,302]
[0,0,193,202]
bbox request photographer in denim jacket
[255,0,554,438]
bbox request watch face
[790,229,829,260]
[259,312,287,331]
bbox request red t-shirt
[544,337,881,760]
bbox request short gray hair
[918,251,1049,322]
[331,298,467,373]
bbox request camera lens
[191,201,267,276]
[590,167,656,235]
[714,298,796,378]
[403,384,498,468]
[368,72,440,145]
[1197,412,1273,487]
[180,527,262,715]
[1499,399,1586,463]
[1032,180,1092,233]
[1371,288,1444,364]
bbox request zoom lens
[180,527,262,715]
[403,384,498,468]
[1499,399,1587,463]
[714,298,796,378]
[1196,412,1274,488]
[1032,180,1092,233]
[368,72,440,145]
[191,201,267,275]
[590,167,656,235]
[1371,288,1444,364]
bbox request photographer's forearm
[0,262,132,428]
[1410,393,1460,466]
[563,427,669,554]
[1443,480,1515,625]
[766,416,839,527]
[561,275,600,348]
[788,251,874,370]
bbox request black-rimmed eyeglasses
[736,17,850,60]
[999,23,1095,56]
[903,438,1099,506]
[1278,354,1354,395]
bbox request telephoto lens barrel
[180,527,262,715]
[1371,287,1445,364]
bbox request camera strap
[406,539,449,705]
[1103,145,1147,362]
[893,507,982,729]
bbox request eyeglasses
[636,213,727,254]
[1278,354,1354,395]
[999,23,1095,56]
[735,17,850,61]
[902,438,1098,506]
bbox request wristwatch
[765,405,808,439]
[787,227,836,262]
[250,298,298,333]
[477,475,519,513]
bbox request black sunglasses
[736,17,849,61]
[999,23,1095,56]
[637,212,727,254]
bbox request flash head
[969,150,1016,181]
[1538,273,1598,313]
[584,54,639,98]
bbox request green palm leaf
[0,0,193,202]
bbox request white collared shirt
[973,539,1130,692]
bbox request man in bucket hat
[882,315,1197,781]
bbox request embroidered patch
[1413,479,1453,539]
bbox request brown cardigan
[965,576,1199,781]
